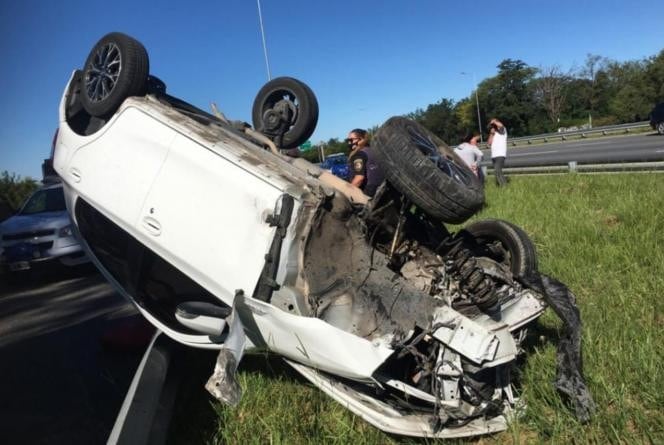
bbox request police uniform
[348,147,384,197]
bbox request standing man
[346,128,384,197]
[487,118,508,186]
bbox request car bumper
[0,242,88,272]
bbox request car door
[136,133,286,307]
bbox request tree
[482,59,538,136]
[534,65,569,127]
[0,171,39,212]
[407,98,460,143]
[581,54,611,119]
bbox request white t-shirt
[454,143,483,169]
[490,127,508,158]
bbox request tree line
[303,49,664,163]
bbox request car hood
[0,211,71,235]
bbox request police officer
[346,128,384,197]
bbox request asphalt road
[0,268,152,445]
[480,133,664,167]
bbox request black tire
[657,122,664,135]
[372,117,484,223]
[462,219,538,277]
[80,32,149,117]
[252,77,318,149]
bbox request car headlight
[58,225,74,238]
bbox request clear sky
[1,0,662,179]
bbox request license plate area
[9,261,30,271]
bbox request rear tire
[463,219,538,277]
[80,32,149,117]
[372,117,484,223]
[252,77,318,149]
[657,122,664,135]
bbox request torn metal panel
[287,360,511,439]
[234,292,394,381]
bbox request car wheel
[372,117,484,223]
[657,122,664,135]
[252,77,318,149]
[462,219,537,277]
[80,32,149,117]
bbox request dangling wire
[256,0,272,80]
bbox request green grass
[169,173,664,444]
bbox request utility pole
[461,72,483,142]
[256,0,271,80]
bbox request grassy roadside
[170,173,664,444]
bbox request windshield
[20,188,66,215]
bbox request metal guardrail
[508,121,651,146]
[482,161,664,176]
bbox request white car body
[54,68,554,438]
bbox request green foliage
[407,98,461,142]
[0,171,39,212]
[333,49,664,146]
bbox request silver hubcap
[84,42,121,103]
[658,122,664,134]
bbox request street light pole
[461,72,483,143]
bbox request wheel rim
[259,90,299,135]
[84,42,122,103]
[406,126,475,186]
[658,122,664,134]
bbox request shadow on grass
[166,350,306,445]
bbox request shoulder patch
[353,158,364,172]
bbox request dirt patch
[603,214,620,228]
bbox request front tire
[372,117,484,223]
[657,122,664,135]
[80,32,149,117]
[463,219,538,277]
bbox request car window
[75,198,224,333]
[20,188,66,214]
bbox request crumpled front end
[291,188,593,437]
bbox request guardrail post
[568,161,577,172]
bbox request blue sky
[1,0,662,179]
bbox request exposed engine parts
[440,239,500,313]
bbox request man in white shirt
[487,118,508,186]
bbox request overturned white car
[53,33,594,438]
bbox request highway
[0,270,147,444]
[479,133,664,167]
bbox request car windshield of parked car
[20,188,66,215]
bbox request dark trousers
[492,156,507,186]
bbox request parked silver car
[0,182,88,275]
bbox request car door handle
[142,216,162,236]
[69,167,82,183]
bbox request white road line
[510,150,559,157]
[656,149,664,153]
[566,141,617,147]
